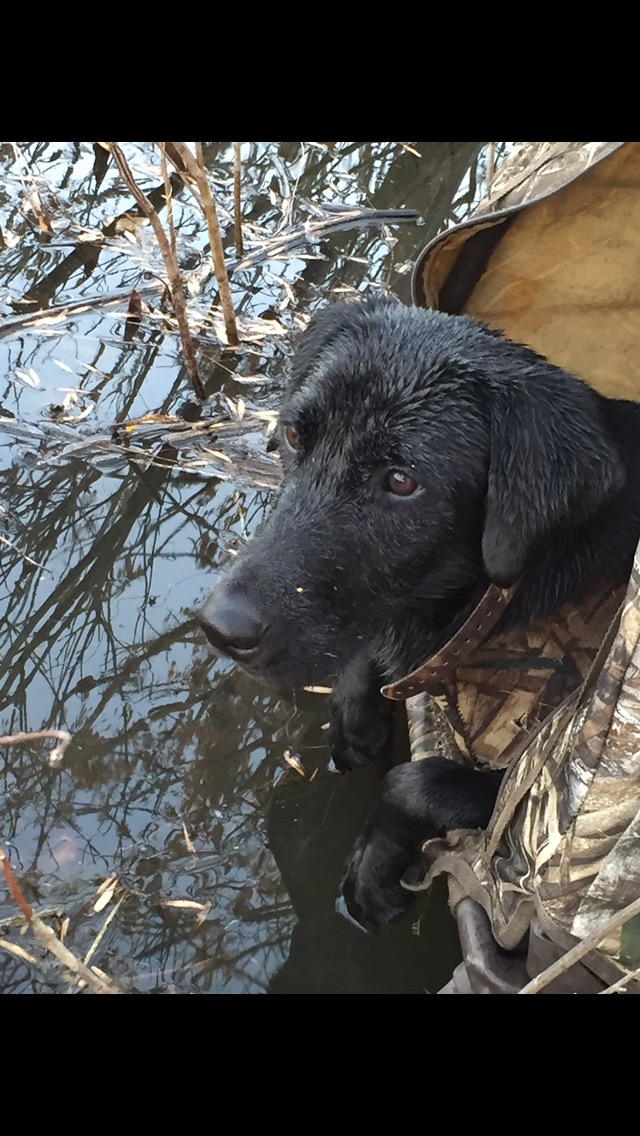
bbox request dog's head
[199,296,625,684]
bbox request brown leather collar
[381,583,517,701]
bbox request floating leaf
[283,749,305,777]
[182,822,196,855]
[53,359,75,374]
[13,367,41,389]
[93,873,119,914]
[161,899,210,911]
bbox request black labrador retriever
[199,295,640,931]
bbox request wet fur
[200,296,640,932]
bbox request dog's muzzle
[198,584,268,665]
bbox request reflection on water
[0,142,495,993]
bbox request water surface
[0,141,495,993]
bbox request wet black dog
[199,295,640,931]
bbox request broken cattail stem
[106,143,206,401]
[159,145,178,264]
[163,142,239,348]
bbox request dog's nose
[198,588,267,656]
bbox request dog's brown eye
[284,423,301,451]
[384,469,419,496]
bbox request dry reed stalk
[106,143,206,400]
[161,142,239,347]
[0,845,123,994]
[234,142,244,258]
[519,895,640,994]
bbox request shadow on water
[0,141,497,993]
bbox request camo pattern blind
[423,546,640,975]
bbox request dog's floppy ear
[482,367,626,586]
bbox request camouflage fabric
[386,578,624,770]
[406,140,640,991]
[403,545,640,989]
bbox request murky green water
[0,141,496,993]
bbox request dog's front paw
[329,659,394,772]
[340,831,414,933]
[329,708,393,772]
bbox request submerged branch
[0,728,72,766]
[0,534,49,571]
[232,206,421,272]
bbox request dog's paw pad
[329,742,376,773]
[339,837,414,933]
